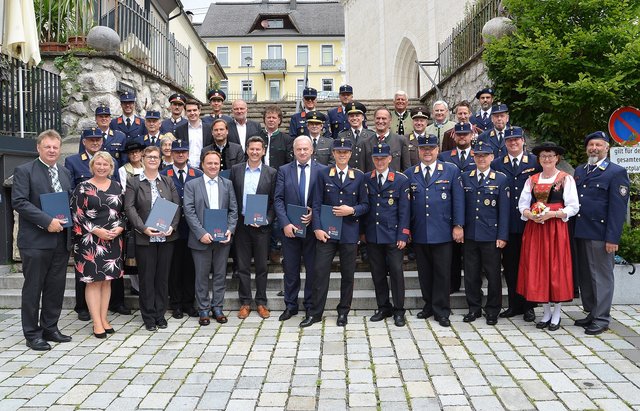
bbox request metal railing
[261,59,287,71]
[0,56,61,138]
[437,0,501,79]
[224,92,257,102]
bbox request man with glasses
[289,87,330,139]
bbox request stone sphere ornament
[482,17,515,44]
[87,26,121,52]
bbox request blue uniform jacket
[404,161,464,244]
[478,128,507,157]
[470,110,493,132]
[289,111,331,139]
[64,152,119,189]
[327,106,348,139]
[574,159,630,243]
[491,153,541,234]
[161,165,203,239]
[312,166,369,244]
[110,115,147,140]
[461,169,510,242]
[439,148,476,173]
[76,129,127,166]
[160,117,187,135]
[362,169,411,244]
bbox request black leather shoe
[435,316,451,327]
[337,314,348,326]
[26,338,51,351]
[156,319,168,329]
[486,316,498,326]
[463,311,482,323]
[499,308,522,318]
[172,308,184,319]
[77,310,90,321]
[416,310,434,319]
[548,319,561,331]
[393,314,406,327]
[279,308,298,321]
[300,316,321,328]
[43,331,72,343]
[574,317,593,327]
[370,310,393,322]
[110,305,131,315]
[93,331,107,339]
[585,324,608,335]
[186,308,199,318]
[536,320,551,329]
[145,324,157,332]
[104,328,115,334]
[523,309,536,322]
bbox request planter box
[613,264,639,304]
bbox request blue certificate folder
[145,197,178,231]
[320,205,342,240]
[245,194,268,225]
[203,209,228,241]
[40,192,72,227]
[286,204,308,238]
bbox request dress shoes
[435,316,451,327]
[104,328,115,334]
[536,320,551,329]
[186,308,199,318]
[43,331,72,343]
[110,305,131,315]
[238,305,251,319]
[93,331,107,339]
[77,310,91,321]
[172,308,184,319]
[486,316,498,326]
[585,323,608,335]
[336,314,348,326]
[156,319,168,329]
[548,319,561,331]
[213,309,228,324]
[26,338,52,351]
[269,250,282,264]
[523,308,536,322]
[279,308,298,321]
[370,310,393,322]
[393,314,406,327]
[416,309,434,319]
[300,316,321,328]
[499,308,522,318]
[257,305,271,319]
[463,311,482,323]
[144,324,157,332]
[574,317,593,328]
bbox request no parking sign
[608,106,640,146]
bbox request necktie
[102,132,107,140]
[482,112,488,120]
[49,166,63,193]
[587,164,596,173]
[126,118,131,128]
[313,138,317,151]
[460,150,466,163]
[512,157,518,169]
[354,129,360,142]
[498,131,503,142]
[378,173,383,189]
[398,113,405,135]
[178,169,185,184]
[424,166,431,185]
[378,134,385,143]
[478,172,485,183]
[339,170,344,183]
[299,164,307,206]
[151,136,156,146]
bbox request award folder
[320,204,342,240]
[245,194,268,225]
[203,209,228,241]
[286,204,308,238]
[145,197,178,231]
[40,192,72,227]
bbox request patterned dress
[71,180,125,283]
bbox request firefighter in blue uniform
[491,126,540,322]
[66,128,106,188]
[460,139,509,325]
[362,143,411,327]
[289,87,330,139]
[110,91,146,141]
[77,105,126,167]
[405,134,464,327]
[327,84,354,139]
[477,102,510,157]
[202,89,233,129]
[160,93,188,134]
[470,87,495,132]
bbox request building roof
[198,1,344,38]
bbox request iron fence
[0,57,61,138]
[437,0,501,79]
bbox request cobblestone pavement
[0,305,639,410]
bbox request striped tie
[49,166,63,193]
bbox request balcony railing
[261,59,287,72]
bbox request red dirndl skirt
[516,204,574,303]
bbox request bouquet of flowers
[530,201,549,216]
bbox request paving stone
[495,387,534,410]
[56,384,98,405]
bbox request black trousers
[414,242,451,319]
[74,277,126,312]
[20,233,69,340]
[169,238,196,311]
[310,241,356,317]
[136,241,175,327]
[502,233,534,312]
[282,233,317,311]
[235,217,270,306]
[450,241,463,293]
[367,243,405,314]
[464,239,502,317]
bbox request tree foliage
[483,0,640,163]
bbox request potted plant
[67,0,95,49]
[34,0,71,51]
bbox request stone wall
[40,52,190,140]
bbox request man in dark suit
[363,107,411,173]
[338,101,375,171]
[362,143,411,327]
[227,99,261,151]
[173,100,213,169]
[470,87,495,132]
[12,130,73,351]
[300,138,370,328]
[161,139,203,319]
[183,150,238,326]
[307,111,334,166]
[274,136,327,321]
[160,93,188,135]
[110,91,146,140]
[201,119,245,172]
[229,136,277,319]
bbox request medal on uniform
[388,198,394,205]
[484,199,490,206]
[441,193,447,200]
[491,199,496,206]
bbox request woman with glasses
[124,146,180,331]
[518,142,579,332]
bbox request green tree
[483,0,640,164]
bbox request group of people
[12,84,629,351]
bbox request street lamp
[244,56,253,99]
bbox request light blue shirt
[242,163,261,215]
